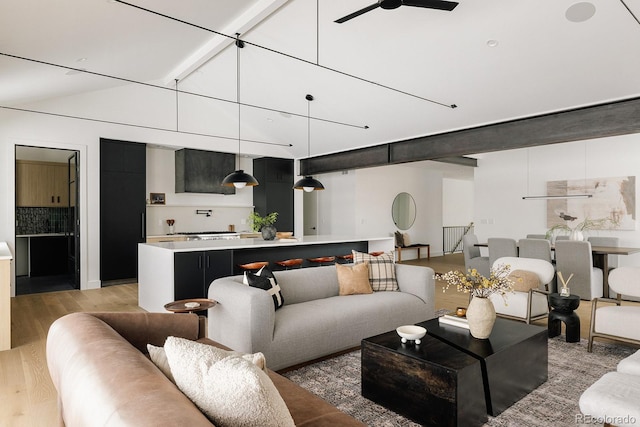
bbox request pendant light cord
[236,33,242,171]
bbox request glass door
[67,152,80,289]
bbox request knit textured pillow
[164,337,293,427]
[352,250,398,291]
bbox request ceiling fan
[335,0,459,24]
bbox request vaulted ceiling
[2,0,640,160]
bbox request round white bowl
[396,325,427,344]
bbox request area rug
[282,336,635,426]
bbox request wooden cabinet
[16,161,69,207]
[146,236,187,243]
[174,250,233,301]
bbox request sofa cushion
[352,250,398,291]
[164,336,294,427]
[244,266,284,310]
[336,262,372,296]
[508,269,541,292]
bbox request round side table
[547,293,580,343]
[164,298,217,314]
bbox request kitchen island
[138,235,394,313]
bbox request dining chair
[518,238,553,263]
[554,240,603,300]
[462,234,490,277]
[587,236,620,269]
[488,238,518,269]
[588,266,640,352]
[526,234,549,240]
[489,256,555,324]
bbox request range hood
[175,148,236,195]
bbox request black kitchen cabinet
[100,138,146,283]
[30,236,69,276]
[174,250,233,300]
[253,157,294,232]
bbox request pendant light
[222,34,259,189]
[294,94,325,192]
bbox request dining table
[475,243,640,298]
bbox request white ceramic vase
[569,230,584,241]
[466,295,496,339]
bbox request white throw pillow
[147,343,175,383]
[164,337,294,427]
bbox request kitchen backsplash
[146,206,254,236]
[16,207,72,235]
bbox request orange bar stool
[307,256,336,266]
[238,261,269,272]
[336,254,354,264]
[275,258,304,270]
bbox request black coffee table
[362,331,487,427]
[420,317,548,416]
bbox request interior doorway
[303,190,318,236]
[15,146,80,295]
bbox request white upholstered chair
[489,256,555,324]
[462,234,490,278]
[588,266,640,352]
[554,240,603,301]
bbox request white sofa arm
[207,277,275,355]
[395,264,435,304]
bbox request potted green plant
[248,212,278,240]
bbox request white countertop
[16,233,69,238]
[0,242,13,260]
[141,235,393,253]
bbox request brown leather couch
[46,312,364,427]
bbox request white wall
[443,178,474,227]
[312,163,444,259]
[473,135,640,265]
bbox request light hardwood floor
[0,255,634,425]
[1,284,142,427]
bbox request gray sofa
[207,264,435,371]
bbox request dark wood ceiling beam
[301,96,640,175]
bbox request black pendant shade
[293,175,325,192]
[294,94,325,192]
[222,169,259,188]
[223,34,259,190]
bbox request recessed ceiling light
[279,112,292,119]
[76,57,87,63]
[266,118,274,122]
[486,39,499,47]
[566,2,596,23]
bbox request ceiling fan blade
[402,0,459,11]
[334,3,380,23]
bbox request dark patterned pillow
[352,250,398,291]
[244,267,284,310]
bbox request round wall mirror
[391,192,416,230]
